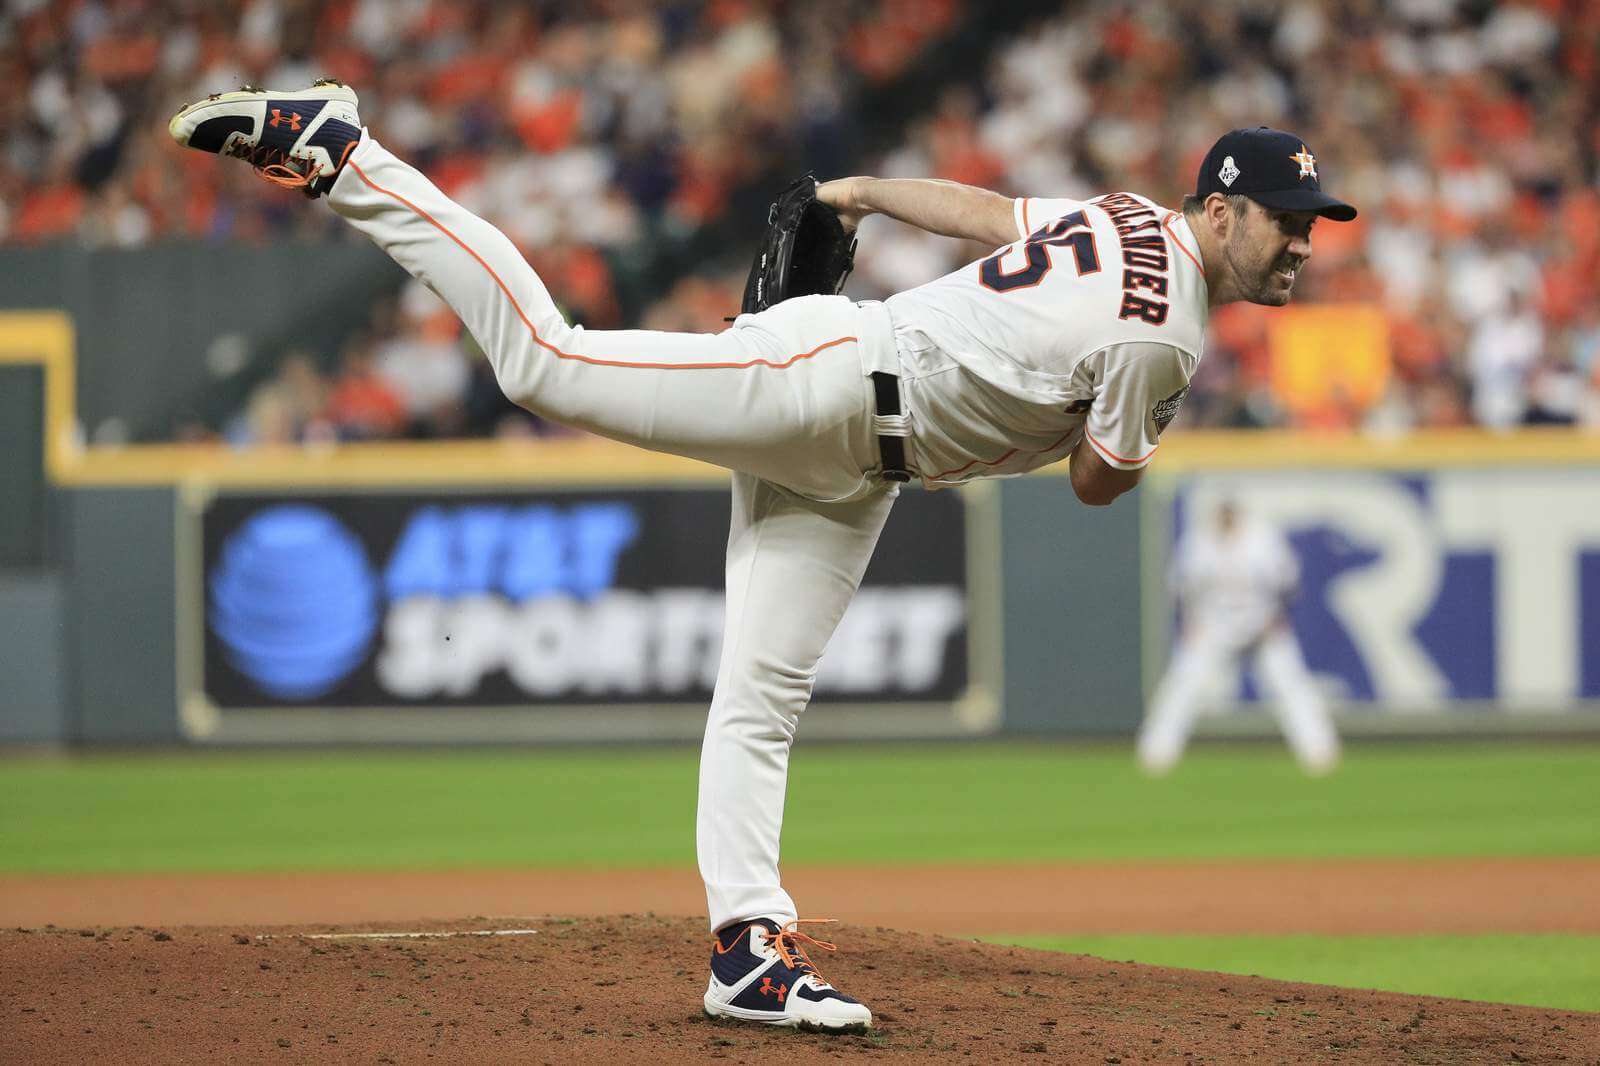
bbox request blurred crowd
[5,0,1599,441]
[2,0,961,444]
[3,0,955,249]
[200,278,549,446]
[840,0,1600,433]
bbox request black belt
[871,371,912,482]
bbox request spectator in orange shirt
[326,336,407,441]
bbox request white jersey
[1174,517,1299,645]
[884,192,1209,485]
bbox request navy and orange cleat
[168,78,362,197]
[704,918,872,1033]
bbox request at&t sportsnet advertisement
[190,488,978,734]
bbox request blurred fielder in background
[1139,498,1340,776]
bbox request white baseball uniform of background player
[1138,500,1341,775]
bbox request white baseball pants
[327,134,900,931]
[1138,626,1340,775]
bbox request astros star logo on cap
[1194,127,1357,220]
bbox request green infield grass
[2,741,1596,874]
[990,933,1600,1013]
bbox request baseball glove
[740,174,859,314]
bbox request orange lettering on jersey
[1093,193,1173,326]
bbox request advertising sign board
[183,486,994,742]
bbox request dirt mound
[2,916,1593,1064]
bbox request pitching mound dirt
[3,915,1593,1064]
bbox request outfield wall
[4,311,1600,744]
[18,450,1600,746]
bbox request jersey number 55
[979,210,1101,293]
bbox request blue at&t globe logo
[208,505,379,699]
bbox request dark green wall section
[64,488,179,742]
[0,366,46,567]
[998,479,1144,735]
[0,574,66,742]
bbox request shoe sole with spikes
[703,987,872,1034]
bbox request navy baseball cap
[1195,127,1357,221]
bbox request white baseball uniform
[326,135,1211,930]
[1137,513,1341,775]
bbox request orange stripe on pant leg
[345,159,856,371]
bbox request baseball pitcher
[170,79,1356,1033]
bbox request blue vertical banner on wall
[1160,469,1600,714]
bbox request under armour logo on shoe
[269,109,303,131]
[759,977,787,1003]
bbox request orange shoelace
[715,918,841,986]
[226,138,355,195]
[226,140,322,191]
